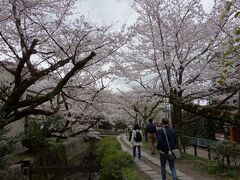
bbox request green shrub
[21,115,63,152]
[122,167,139,180]
[35,143,67,167]
[21,121,49,152]
[96,136,121,156]
[96,136,139,180]
[0,128,16,178]
[210,140,240,168]
[100,151,133,180]
[182,152,240,179]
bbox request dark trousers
[133,145,141,159]
[160,153,177,180]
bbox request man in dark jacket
[156,118,177,180]
[145,118,157,155]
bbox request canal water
[31,145,100,180]
[50,171,99,180]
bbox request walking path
[185,146,210,159]
[117,135,194,180]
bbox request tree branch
[169,96,240,126]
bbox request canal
[31,140,100,180]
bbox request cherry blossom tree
[172,0,240,125]
[0,0,126,129]
[115,88,164,127]
[115,0,240,130]
[41,84,112,138]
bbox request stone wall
[5,164,24,180]
[64,137,89,162]
[6,119,25,137]
[5,136,91,179]
[36,137,91,167]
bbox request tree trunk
[171,104,182,131]
[169,89,182,131]
[169,89,183,148]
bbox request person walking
[131,124,143,159]
[145,118,157,155]
[156,118,177,180]
[128,126,133,141]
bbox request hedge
[96,136,139,180]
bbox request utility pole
[238,90,240,143]
[238,89,240,113]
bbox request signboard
[215,133,225,141]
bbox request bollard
[207,145,211,160]
[23,167,29,180]
[21,159,33,180]
[227,155,230,167]
[194,144,197,156]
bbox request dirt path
[141,146,224,180]
[175,159,223,180]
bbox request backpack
[134,130,142,142]
[147,124,156,133]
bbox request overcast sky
[75,0,214,28]
[72,0,135,31]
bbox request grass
[55,139,67,144]
[180,153,240,179]
[141,139,149,149]
[180,153,218,173]
[123,167,147,180]
[96,136,142,180]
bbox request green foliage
[100,152,133,180]
[0,128,16,178]
[115,121,127,130]
[0,129,15,157]
[225,1,232,12]
[42,114,65,132]
[56,139,66,144]
[182,111,224,139]
[98,121,113,130]
[225,1,240,18]
[210,140,240,169]
[181,153,217,174]
[96,136,139,180]
[35,143,67,167]
[122,168,140,180]
[182,153,240,179]
[21,121,49,152]
[217,1,240,88]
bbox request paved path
[118,135,194,180]
[185,146,210,159]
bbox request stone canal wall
[5,164,23,180]
[5,137,91,180]
[64,137,89,162]
[36,137,91,167]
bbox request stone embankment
[5,136,92,180]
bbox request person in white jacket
[131,124,143,159]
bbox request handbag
[162,127,181,159]
[171,149,181,159]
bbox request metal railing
[183,136,217,148]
